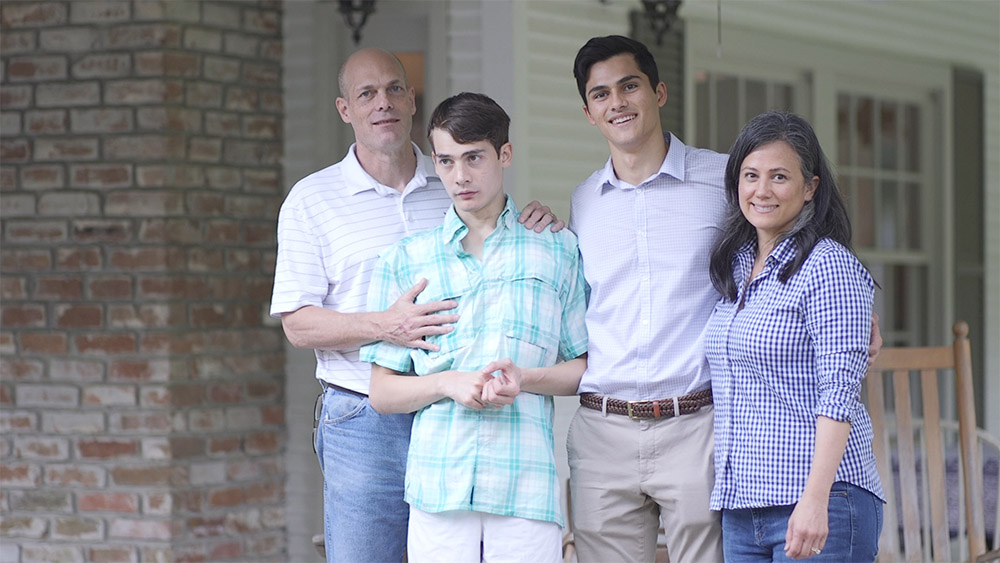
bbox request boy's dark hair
[427,92,510,155]
[709,111,858,301]
[573,35,660,103]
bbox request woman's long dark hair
[709,111,853,302]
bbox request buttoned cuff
[815,388,860,422]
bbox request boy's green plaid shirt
[362,196,588,525]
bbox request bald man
[270,49,560,562]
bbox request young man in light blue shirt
[361,92,588,562]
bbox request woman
[706,111,884,561]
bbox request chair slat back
[866,322,985,563]
[920,368,950,561]
[891,370,923,562]
[867,374,900,559]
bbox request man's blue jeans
[315,386,413,563]
[722,481,883,562]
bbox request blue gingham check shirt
[361,196,588,525]
[706,238,885,509]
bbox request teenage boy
[361,92,588,562]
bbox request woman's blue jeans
[722,482,883,562]
[315,386,413,563]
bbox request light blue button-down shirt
[706,238,884,509]
[570,134,728,399]
[362,196,588,525]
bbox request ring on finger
[811,547,822,555]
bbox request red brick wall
[0,1,286,561]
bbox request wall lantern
[641,0,682,46]
[339,0,376,45]
[598,0,682,46]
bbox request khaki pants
[567,404,722,563]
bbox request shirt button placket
[397,192,411,234]
[635,187,651,394]
[722,309,737,491]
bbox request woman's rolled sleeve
[804,246,874,423]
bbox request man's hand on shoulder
[379,278,459,351]
[519,200,565,233]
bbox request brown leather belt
[579,388,712,420]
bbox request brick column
[0,1,286,561]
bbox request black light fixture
[597,0,682,46]
[339,0,376,45]
[641,0,682,46]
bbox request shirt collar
[737,236,799,268]
[592,132,686,193]
[768,237,799,266]
[343,142,438,196]
[441,195,518,245]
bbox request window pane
[893,264,908,332]
[878,180,898,249]
[695,71,711,148]
[880,102,898,170]
[746,80,767,120]
[903,104,921,172]
[905,181,922,250]
[868,261,887,336]
[837,94,851,166]
[840,173,854,214]
[855,176,875,247]
[856,97,875,167]
[873,265,898,343]
[774,84,794,112]
[911,265,927,344]
[895,264,928,344]
[716,75,740,152]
